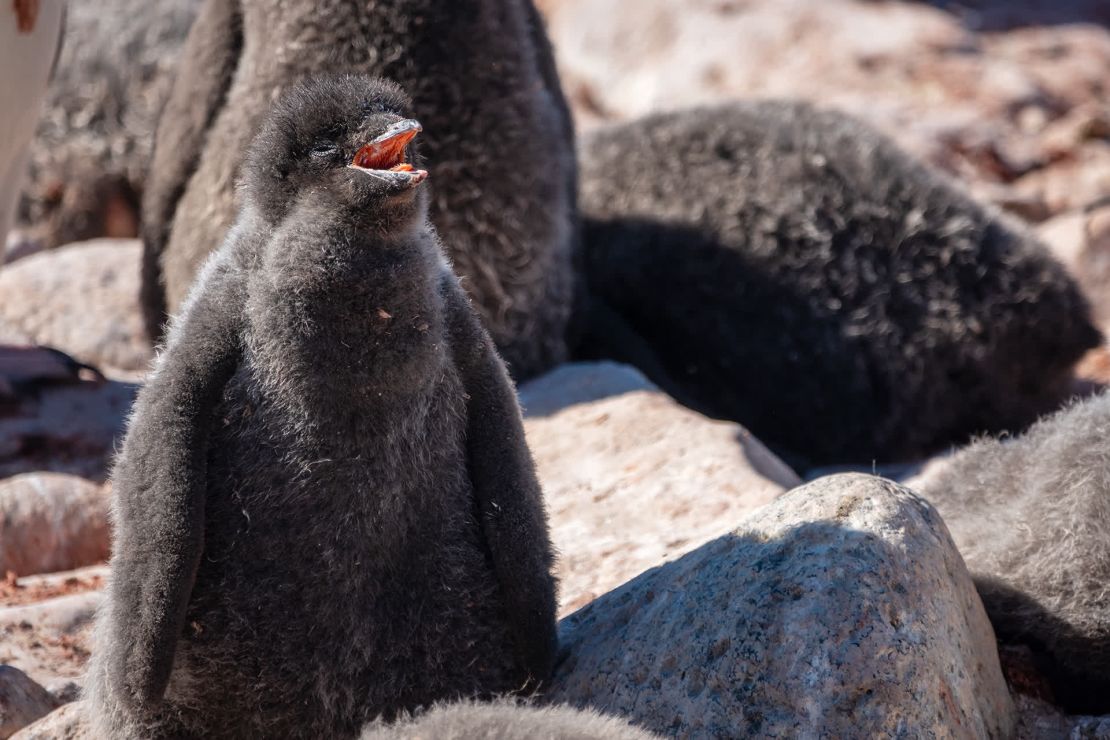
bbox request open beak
[350,119,428,185]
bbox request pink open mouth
[350,119,428,183]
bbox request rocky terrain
[3,0,1110,737]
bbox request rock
[15,0,200,251]
[0,567,108,609]
[42,681,80,707]
[1014,142,1110,218]
[1075,345,1110,389]
[0,666,58,740]
[909,393,1110,714]
[0,475,109,577]
[360,701,660,740]
[0,347,97,402]
[1050,203,1110,329]
[546,474,1015,738]
[0,593,101,688]
[1012,694,1110,740]
[521,363,799,613]
[9,701,91,740]
[1038,210,1090,276]
[0,592,102,636]
[0,241,150,373]
[0,371,138,481]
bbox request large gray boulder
[546,474,1015,738]
[520,362,799,614]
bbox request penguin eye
[309,141,339,158]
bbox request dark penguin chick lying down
[576,101,1101,468]
[916,392,1110,714]
[87,76,558,740]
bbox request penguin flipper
[106,259,245,710]
[141,0,243,344]
[444,279,559,686]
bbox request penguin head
[243,75,428,228]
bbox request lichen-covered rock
[0,475,109,577]
[0,666,58,740]
[520,362,799,613]
[546,474,1015,738]
[9,701,91,740]
[0,241,150,373]
[361,701,660,740]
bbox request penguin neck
[245,211,451,423]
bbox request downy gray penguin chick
[360,700,661,740]
[88,76,558,739]
[576,101,1100,467]
[915,392,1110,714]
[141,0,577,381]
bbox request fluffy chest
[204,360,471,540]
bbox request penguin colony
[90,77,557,738]
[82,0,1110,735]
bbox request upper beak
[351,119,423,171]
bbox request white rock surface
[9,701,90,740]
[0,240,151,373]
[0,593,101,687]
[521,362,799,613]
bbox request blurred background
[7,0,1109,320]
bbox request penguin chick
[915,392,1110,714]
[360,700,661,740]
[576,101,1101,468]
[141,0,578,381]
[87,75,558,740]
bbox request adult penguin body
[90,77,558,739]
[142,0,576,380]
